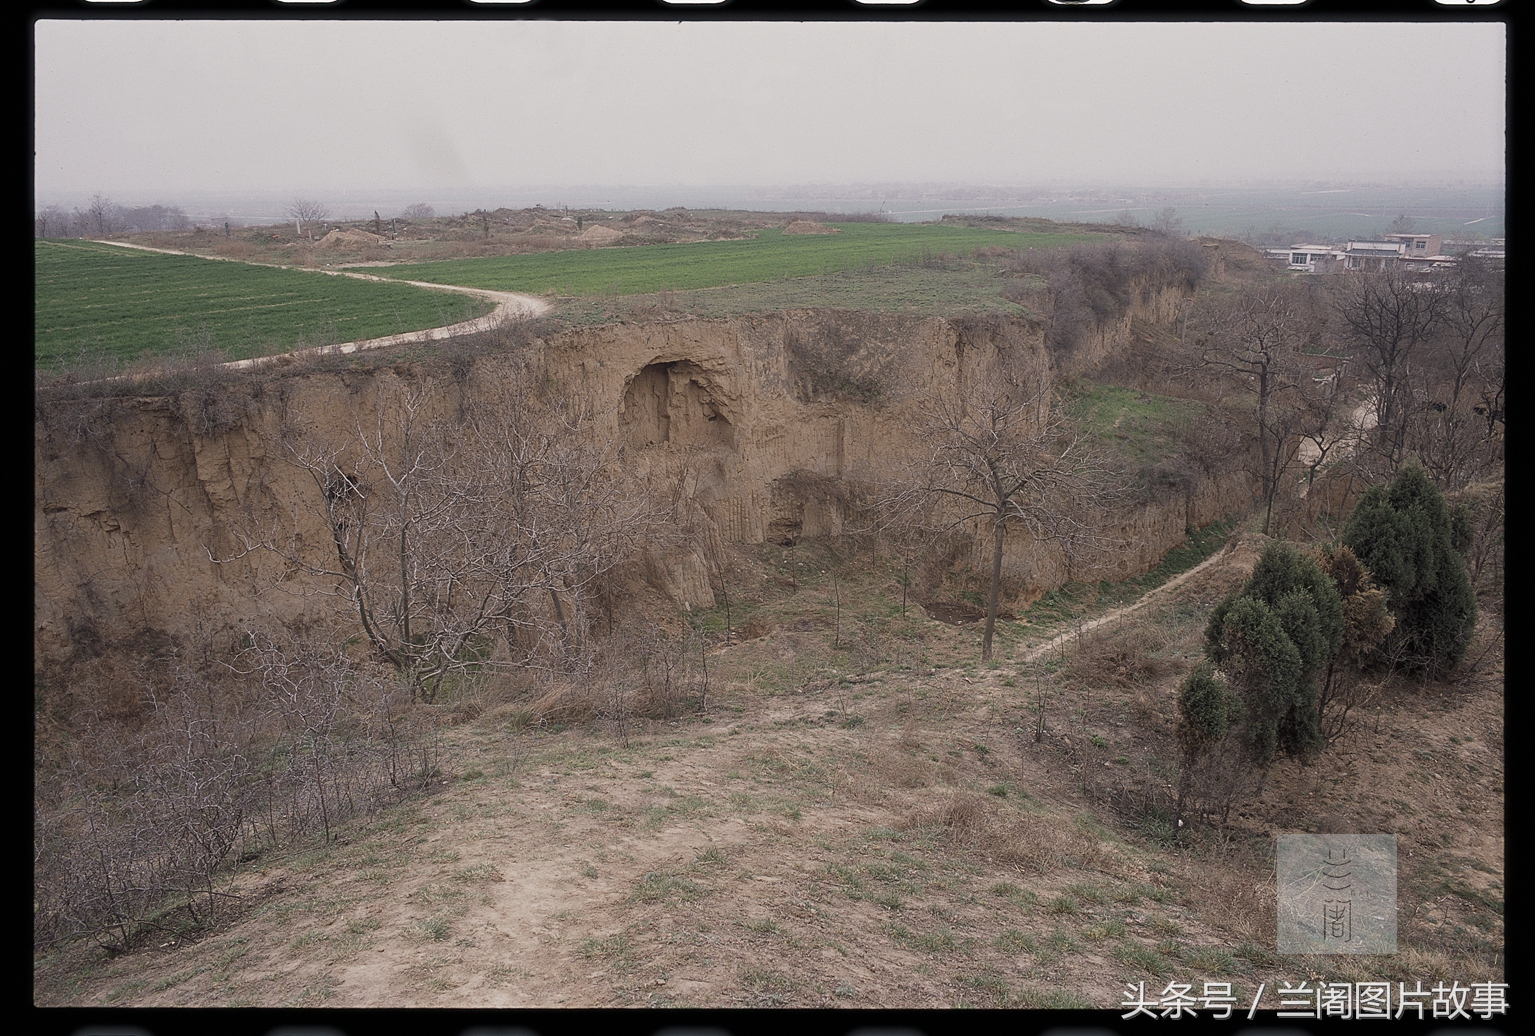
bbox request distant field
[35,240,493,367]
[361,222,1106,297]
[554,258,1046,326]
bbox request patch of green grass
[451,863,501,884]
[1084,919,1128,942]
[34,239,490,366]
[1049,895,1082,915]
[1235,941,1281,967]
[739,966,796,993]
[1015,986,1095,1009]
[692,848,729,870]
[1066,382,1204,463]
[958,972,1011,1005]
[1114,941,1173,976]
[742,918,781,936]
[1046,929,1080,955]
[345,916,383,936]
[642,795,714,829]
[410,883,465,904]
[1066,882,1109,904]
[104,977,150,1003]
[150,966,208,993]
[211,937,250,969]
[577,935,633,962]
[413,916,452,942]
[1182,945,1243,974]
[995,929,1038,955]
[631,870,707,904]
[989,882,1039,909]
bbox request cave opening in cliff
[620,361,734,449]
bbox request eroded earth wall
[35,308,1251,661]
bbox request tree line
[36,193,191,237]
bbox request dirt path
[1015,540,1241,665]
[85,239,549,371]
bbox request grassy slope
[362,223,1101,297]
[34,240,493,366]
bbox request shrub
[1342,463,1477,676]
[1203,543,1343,766]
[1175,661,1241,758]
[1314,545,1395,741]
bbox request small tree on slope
[1341,462,1477,678]
[1175,543,1345,820]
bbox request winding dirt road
[87,239,549,372]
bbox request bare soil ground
[116,207,849,271]
[34,535,1502,1009]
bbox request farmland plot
[34,240,493,366]
[363,222,1103,297]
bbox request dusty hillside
[33,534,1502,1008]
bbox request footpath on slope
[1015,537,1243,665]
[87,239,550,372]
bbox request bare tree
[222,370,666,700]
[401,203,435,220]
[880,367,1116,661]
[36,203,69,238]
[1178,281,1324,534]
[1410,258,1504,490]
[286,197,330,232]
[76,193,124,236]
[1151,206,1184,237]
[1331,267,1444,474]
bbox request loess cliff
[35,306,1252,662]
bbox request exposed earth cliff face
[35,307,1251,661]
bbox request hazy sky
[34,19,1505,201]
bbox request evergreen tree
[1176,660,1242,758]
[1342,463,1478,676]
[1197,543,1344,767]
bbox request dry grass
[868,747,934,789]
[1061,622,1181,690]
[900,793,1114,876]
[1178,850,1275,945]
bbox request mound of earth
[580,224,624,245]
[782,220,839,235]
[316,229,387,249]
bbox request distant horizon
[36,21,1503,204]
[35,176,1507,218]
